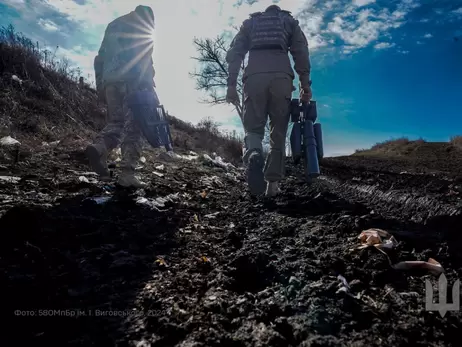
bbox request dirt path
[1,149,461,346]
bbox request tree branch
[190,35,244,119]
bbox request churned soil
[1,144,462,347]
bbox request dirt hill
[323,137,462,179]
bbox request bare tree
[190,35,244,119]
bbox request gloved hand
[226,86,240,106]
[300,85,312,103]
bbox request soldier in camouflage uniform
[86,5,157,188]
[225,5,312,197]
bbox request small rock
[289,276,301,287]
[0,136,20,146]
[79,176,90,183]
[0,176,21,183]
[11,75,23,85]
[135,339,151,347]
[236,297,247,305]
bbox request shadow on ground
[0,189,182,345]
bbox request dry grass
[168,115,242,164]
[450,135,462,148]
[354,135,462,159]
[354,137,427,157]
[0,24,243,164]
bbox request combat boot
[85,143,110,178]
[246,150,266,196]
[117,170,147,188]
[265,181,281,197]
[158,150,179,162]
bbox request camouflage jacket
[94,11,155,91]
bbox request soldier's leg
[265,73,293,190]
[120,114,142,171]
[86,84,125,177]
[242,74,270,195]
[117,85,145,188]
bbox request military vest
[248,10,290,51]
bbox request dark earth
[1,143,462,347]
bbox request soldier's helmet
[265,5,282,12]
[135,5,155,29]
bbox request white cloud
[423,33,433,38]
[453,7,462,15]
[398,49,409,54]
[297,9,328,50]
[324,0,341,10]
[324,0,419,53]
[38,18,59,32]
[3,0,24,5]
[2,0,26,10]
[342,46,358,55]
[374,42,395,50]
[44,0,118,27]
[329,12,384,48]
[352,0,375,7]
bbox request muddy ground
[1,145,462,347]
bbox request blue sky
[1,0,461,156]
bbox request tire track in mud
[291,165,462,266]
[317,175,462,229]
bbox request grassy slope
[0,25,243,165]
[320,136,462,177]
[353,136,462,159]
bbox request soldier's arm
[150,48,156,87]
[225,20,251,87]
[289,20,311,88]
[94,30,108,90]
[146,44,156,87]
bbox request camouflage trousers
[94,82,142,171]
[242,72,293,182]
